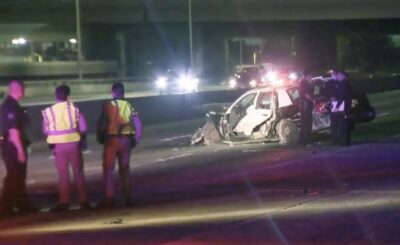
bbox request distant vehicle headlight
[249,80,257,88]
[229,78,237,88]
[155,76,168,89]
[178,74,199,92]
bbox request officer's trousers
[102,136,132,201]
[54,142,87,204]
[0,142,30,212]
[330,112,351,146]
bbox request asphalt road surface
[0,120,399,244]
[0,90,399,244]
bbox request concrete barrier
[352,76,400,94]
[0,78,152,99]
[24,80,152,98]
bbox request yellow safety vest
[106,99,135,135]
[42,101,81,144]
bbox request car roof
[247,87,274,93]
[245,83,298,94]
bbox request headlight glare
[155,77,167,89]
[229,78,237,88]
[178,74,199,91]
[249,80,257,88]
[288,72,298,80]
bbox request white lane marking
[373,101,391,106]
[350,190,400,195]
[156,153,193,162]
[376,112,391,117]
[242,149,264,153]
[160,135,192,142]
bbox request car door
[234,91,273,136]
[227,92,257,131]
[311,81,331,131]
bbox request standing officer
[330,69,352,146]
[0,80,36,216]
[299,69,314,145]
[96,82,142,208]
[42,85,91,212]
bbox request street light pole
[76,0,83,79]
[188,0,193,71]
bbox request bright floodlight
[69,38,78,44]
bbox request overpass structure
[1,0,400,23]
[0,0,399,80]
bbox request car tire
[276,119,299,145]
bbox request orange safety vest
[105,99,135,135]
[42,101,81,144]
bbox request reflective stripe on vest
[42,101,81,144]
[106,99,135,135]
[331,100,345,113]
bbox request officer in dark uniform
[0,80,36,216]
[299,69,314,145]
[330,70,352,146]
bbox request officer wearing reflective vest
[42,85,91,212]
[96,82,142,208]
[330,69,352,146]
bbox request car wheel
[276,119,299,145]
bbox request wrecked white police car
[192,80,375,145]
